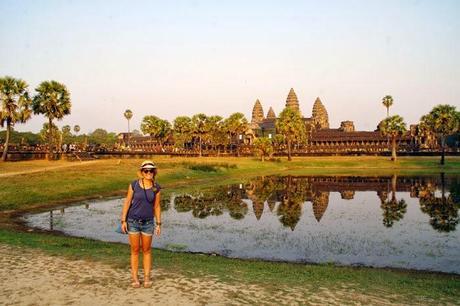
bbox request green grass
[0,156,459,303]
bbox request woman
[120,160,162,288]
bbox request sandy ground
[0,244,421,305]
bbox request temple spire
[267,107,276,119]
[312,97,329,129]
[251,99,264,124]
[285,88,301,115]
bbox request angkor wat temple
[247,88,437,154]
[117,87,455,155]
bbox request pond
[23,174,460,274]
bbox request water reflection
[27,173,460,274]
[172,174,460,232]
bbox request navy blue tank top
[127,179,161,220]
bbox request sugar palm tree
[276,107,305,161]
[124,109,133,147]
[173,116,193,150]
[140,115,171,149]
[420,104,460,165]
[382,95,393,117]
[0,76,32,161]
[32,81,71,159]
[191,113,209,157]
[205,115,224,154]
[223,113,248,157]
[379,115,407,161]
[73,124,80,135]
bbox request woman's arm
[120,184,134,233]
[154,191,161,235]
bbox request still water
[24,174,460,274]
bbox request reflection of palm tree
[380,174,407,228]
[277,196,302,231]
[246,176,278,220]
[419,173,459,232]
[381,198,407,228]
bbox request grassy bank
[0,156,459,303]
[0,229,458,304]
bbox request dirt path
[0,244,415,305]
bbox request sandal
[131,281,141,288]
[144,280,153,288]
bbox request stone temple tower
[285,88,301,115]
[251,99,264,124]
[266,107,276,119]
[312,97,329,129]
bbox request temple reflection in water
[171,175,460,232]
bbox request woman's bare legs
[141,234,153,285]
[129,233,141,285]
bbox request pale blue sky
[1,0,459,134]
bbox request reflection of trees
[245,176,277,220]
[173,185,248,220]
[276,176,307,230]
[174,193,224,219]
[380,174,407,228]
[171,174,459,232]
[160,197,170,211]
[419,173,460,232]
[277,196,302,231]
[381,199,407,228]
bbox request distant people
[120,160,162,288]
[62,143,68,153]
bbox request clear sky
[1,0,459,134]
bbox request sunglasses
[142,169,155,174]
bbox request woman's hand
[121,221,128,234]
[154,225,161,236]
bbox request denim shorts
[127,218,155,236]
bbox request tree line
[1,75,459,163]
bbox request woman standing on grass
[120,160,161,288]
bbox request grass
[0,156,459,303]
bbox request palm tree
[0,76,32,161]
[32,81,71,159]
[379,115,407,161]
[276,107,305,161]
[60,125,73,148]
[140,115,171,149]
[73,125,80,135]
[124,109,133,148]
[191,113,209,157]
[205,115,224,155]
[173,116,193,151]
[382,95,393,117]
[223,113,248,157]
[420,104,460,165]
